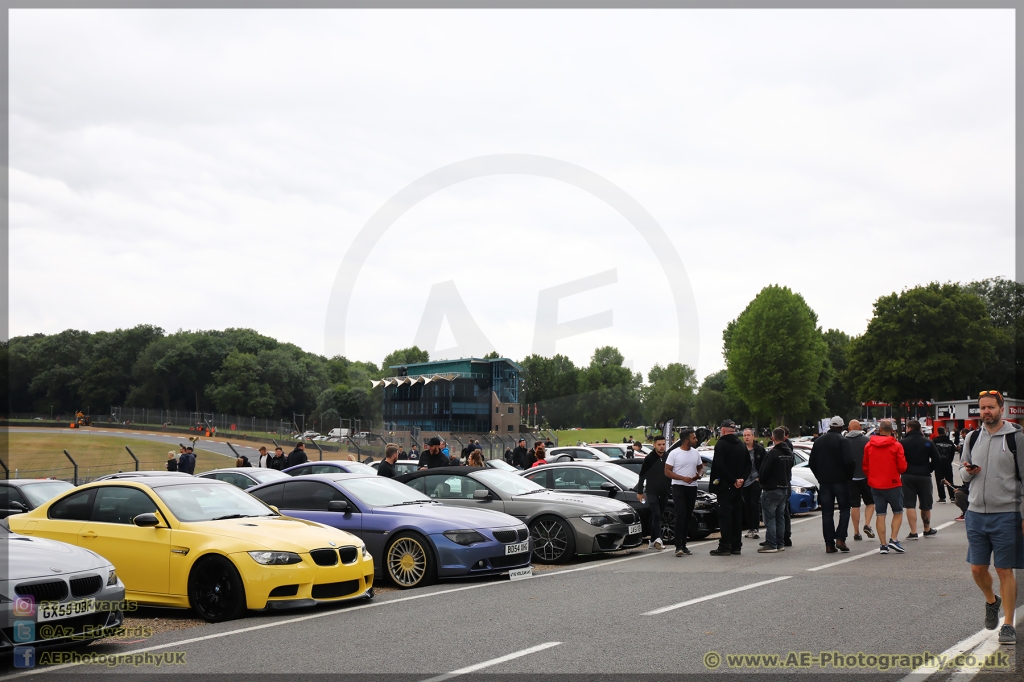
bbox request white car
[543,446,616,463]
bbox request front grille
[1,609,112,644]
[493,530,518,543]
[268,584,298,597]
[16,580,68,603]
[338,546,359,564]
[517,528,529,541]
[69,575,103,598]
[311,580,360,600]
[310,549,339,566]
[488,552,531,568]
[618,512,637,525]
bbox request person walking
[377,444,400,478]
[862,419,908,555]
[268,446,287,471]
[758,428,794,553]
[629,440,644,459]
[665,428,703,556]
[900,420,939,540]
[165,451,178,472]
[511,438,530,470]
[286,442,308,469]
[708,419,751,556]
[961,391,1024,644]
[177,446,197,475]
[256,446,269,468]
[808,416,855,553]
[845,419,875,542]
[418,437,451,469]
[635,435,670,550]
[932,427,957,504]
[742,428,767,540]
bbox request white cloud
[9,8,1014,381]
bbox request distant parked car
[284,460,378,476]
[543,446,615,463]
[369,460,423,477]
[0,479,75,519]
[92,471,192,481]
[196,467,289,490]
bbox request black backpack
[967,429,1021,484]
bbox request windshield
[487,460,516,471]
[600,465,639,489]
[474,469,545,495]
[246,469,289,482]
[154,483,276,522]
[20,481,75,507]
[342,462,377,475]
[341,477,431,507]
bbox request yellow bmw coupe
[8,476,374,622]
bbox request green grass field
[5,432,229,481]
[553,428,649,445]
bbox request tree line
[2,276,1017,432]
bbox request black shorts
[850,479,872,506]
[902,474,934,511]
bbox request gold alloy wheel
[387,536,427,587]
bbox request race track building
[371,358,523,434]
[933,396,1023,433]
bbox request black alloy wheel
[529,516,576,564]
[188,556,247,623]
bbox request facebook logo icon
[13,646,35,669]
[13,621,34,643]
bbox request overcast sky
[10,9,1015,382]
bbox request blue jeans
[761,488,788,548]
[818,482,851,546]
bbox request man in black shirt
[268,447,287,470]
[709,419,752,556]
[900,420,938,539]
[809,416,855,553]
[378,444,400,478]
[286,443,308,469]
[511,438,530,469]
[635,435,670,550]
[418,437,450,469]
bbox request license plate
[38,598,95,622]
[505,541,529,555]
[508,567,533,581]
[628,523,642,535]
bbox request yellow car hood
[179,516,359,552]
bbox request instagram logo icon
[13,596,35,617]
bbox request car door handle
[79,531,98,539]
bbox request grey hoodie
[961,420,1024,515]
[844,430,870,480]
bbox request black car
[0,479,75,519]
[523,461,718,544]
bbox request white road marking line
[418,642,562,682]
[934,521,956,531]
[807,549,878,572]
[642,575,793,615]
[899,606,1022,681]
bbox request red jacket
[862,435,907,490]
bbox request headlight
[248,551,302,565]
[793,487,808,494]
[581,514,615,527]
[361,545,371,561]
[442,530,486,546]
[107,569,118,586]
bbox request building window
[473,385,479,397]
[508,425,514,431]
[495,407,499,414]
[508,407,514,413]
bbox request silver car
[1,521,125,657]
[196,467,289,490]
[396,467,642,564]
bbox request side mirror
[600,482,618,496]
[473,489,491,500]
[327,500,350,512]
[9,501,27,512]
[133,513,160,527]
[269,505,280,514]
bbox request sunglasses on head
[979,390,1003,398]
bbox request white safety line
[934,520,957,531]
[899,607,1021,681]
[807,549,878,572]
[642,575,793,615]
[418,642,562,682]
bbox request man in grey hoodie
[961,391,1024,645]
[845,420,874,542]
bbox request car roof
[82,476,229,489]
[198,468,280,476]
[94,471,193,479]
[0,479,74,486]
[290,472,377,481]
[396,465,483,479]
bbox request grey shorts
[871,487,904,516]
[901,474,933,511]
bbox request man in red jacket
[862,419,909,555]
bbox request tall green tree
[642,363,697,425]
[723,285,829,427]
[848,283,997,413]
[822,329,859,421]
[519,353,581,428]
[965,277,1023,397]
[381,346,430,373]
[577,347,643,427]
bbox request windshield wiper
[390,500,433,506]
[518,489,548,495]
[211,514,257,521]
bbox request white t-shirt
[665,448,702,487]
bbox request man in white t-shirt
[665,428,705,556]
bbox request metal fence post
[124,446,139,471]
[62,450,79,486]
[0,456,8,479]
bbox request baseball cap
[518,437,526,443]
[829,416,844,428]
[720,419,736,429]
[427,436,442,446]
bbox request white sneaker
[649,540,655,549]
[654,538,664,550]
